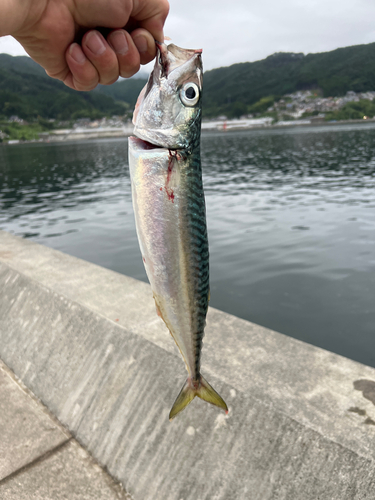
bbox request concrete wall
[1,229,375,499]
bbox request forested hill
[0,53,135,120]
[203,42,375,117]
[1,41,375,120]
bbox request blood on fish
[142,257,146,263]
[164,152,175,202]
[166,189,175,202]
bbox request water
[1,124,375,367]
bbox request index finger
[131,0,170,42]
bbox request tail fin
[169,375,228,421]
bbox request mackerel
[128,42,227,420]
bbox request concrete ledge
[1,230,375,499]
[0,359,130,499]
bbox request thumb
[131,0,170,42]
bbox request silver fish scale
[128,141,208,380]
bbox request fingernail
[109,31,129,55]
[69,43,86,64]
[133,35,148,54]
[86,31,106,55]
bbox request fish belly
[128,138,209,377]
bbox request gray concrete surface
[0,359,131,499]
[0,361,69,480]
[1,229,375,499]
[1,440,130,500]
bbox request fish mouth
[129,136,168,152]
[155,42,202,78]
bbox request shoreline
[2,118,375,145]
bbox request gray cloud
[1,0,375,72]
[164,0,375,70]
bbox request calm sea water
[1,124,375,367]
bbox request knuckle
[96,57,117,71]
[101,77,119,86]
[99,73,118,85]
[120,67,140,79]
[63,81,74,90]
[74,77,98,91]
[96,65,119,85]
[118,55,141,78]
[117,3,132,23]
[46,68,69,81]
[69,66,99,91]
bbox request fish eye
[180,82,200,107]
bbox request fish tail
[169,375,228,421]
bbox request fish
[128,42,228,420]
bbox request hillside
[1,41,375,120]
[203,42,375,117]
[96,78,146,108]
[0,53,131,120]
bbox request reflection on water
[1,124,375,367]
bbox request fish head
[133,43,203,151]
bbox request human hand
[1,0,169,91]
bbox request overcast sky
[1,0,375,71]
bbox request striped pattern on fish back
[180,147,209,380]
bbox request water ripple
[1,128,375,367]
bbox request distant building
[8,116,24,124]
